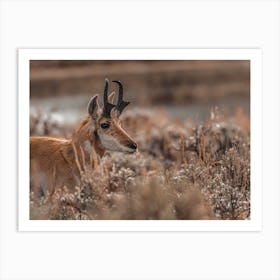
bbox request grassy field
[30,106,250,220]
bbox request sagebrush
[30,107,250,220]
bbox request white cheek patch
[99,134,133,153]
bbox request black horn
[112,80,130,114]
[102,78,116,118]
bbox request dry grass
[30,107,250,220]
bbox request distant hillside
[30,60,250,105]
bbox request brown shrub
[30,107,250,220]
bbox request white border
[18,49,262,231]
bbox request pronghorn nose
[129,142,137,150]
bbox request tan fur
[30,108,137,198]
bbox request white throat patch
[83,140,93,156]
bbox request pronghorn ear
[108,91,115,104]
[87,95,100,119]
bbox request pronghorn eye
[100,122,110,129]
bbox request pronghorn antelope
[30,79,137,198]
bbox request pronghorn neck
[71,116,105,163]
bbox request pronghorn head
[87,78,137,154]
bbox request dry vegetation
[30,106,250,220]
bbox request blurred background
[30,60,250,124]
[30,60,251,220]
